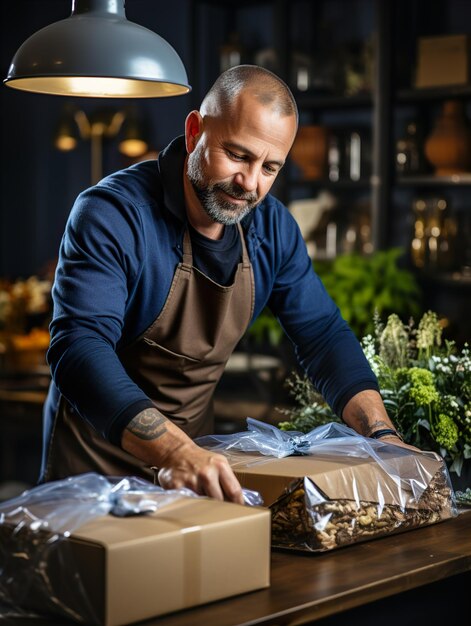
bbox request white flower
[361,334,380,375]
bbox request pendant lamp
[3,0,191,98]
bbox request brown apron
[44,223,254,482]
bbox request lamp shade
[4,0,191,98]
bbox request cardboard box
[228,449,456,552]
[1,497,270,625]
[416,34,470,88]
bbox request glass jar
[396,122,422,175]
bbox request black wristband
[370,428,403,441]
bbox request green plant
[278,310,471,478]
[315,248,421,337]
[247,307,284,347]
[455,488,471,507]
[278,371,341,432]
[247,248,421,346]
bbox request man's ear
[185,111,203,153]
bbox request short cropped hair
[201,64,298,125]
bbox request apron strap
[181,227,193,268]
[237,222,251,270]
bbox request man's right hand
[121,407,244,504]
[157,441,244,504]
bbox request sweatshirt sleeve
[47,187,154,444]
[266,206,379,417]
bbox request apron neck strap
[182,227,193,267]
[237,222,251,270]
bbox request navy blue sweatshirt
[42,137,379,471]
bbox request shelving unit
[192,0,384,251]
[391,0,471,338]
[191,0,470,339]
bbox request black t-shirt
[189,224,242,286]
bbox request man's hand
[157,441,244,504]
[121,407,244,504]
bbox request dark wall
[0,0,193,279]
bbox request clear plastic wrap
[0,473,262,623]
[197,418,458,553]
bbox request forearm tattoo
[126,408,168,441]
[356,410,390,437]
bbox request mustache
[213,181,258,204]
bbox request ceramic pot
[290,125,328,180]
[424,100,471,175]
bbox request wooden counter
[147,510,471,626]
[1,369,470,624]
[3,511,471,625]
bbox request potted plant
[314,247,422,337]
[247,247,422,346]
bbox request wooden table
[145,510,471,626]
[3,512,471,625]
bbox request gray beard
[187,148,259,225]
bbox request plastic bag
[0,473,262,622]
[198,417,365,458]
[197,418,458,552]
[198,417,440,502]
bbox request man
[42,65,415,504]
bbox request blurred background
[1,0,470,494]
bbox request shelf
[197,0,273,6]
[417,271,471,288]
[293,92,373,109]
[396,174,471,187]
[289,178,371,190]
[397,85,471,103]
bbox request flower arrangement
[0,276,52,333]
[278,310,471,479]
[0,275,52,371]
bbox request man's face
[186,139,258,225]
[186,93,297,225]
